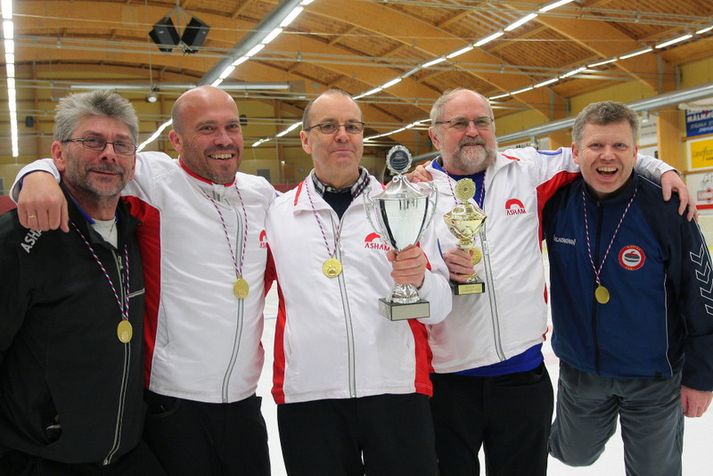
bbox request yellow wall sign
[689,137,713,170]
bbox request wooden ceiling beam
[18,2,439,119]
[503,0,678,93]
[534,14,674,92]
[329,26,358,46]
[306,0,562,119]
[437,10,473,29]
[231,1,254,20]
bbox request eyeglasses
[434,117,494,131]
[304,121,365,135]
[63,137,137,156]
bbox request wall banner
[688,137,713,171]
[686,109,713,138]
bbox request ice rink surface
[258,285,712,475]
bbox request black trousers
[430,364,554,476]
[143,391,270,476]
[278,393,438,476]
[0,439,165,476]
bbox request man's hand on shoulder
[661,170,697,221]
[406,164,433,183]
[17,172,69,232]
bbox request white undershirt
[91,218,118,248]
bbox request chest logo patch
[618,245,645,271]
[20,229,43,254]
[259,229,268,249]
[364,232,390,251]
[505,198,527,215]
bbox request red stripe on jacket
[122,195,161,388]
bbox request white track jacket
[266,175,452,404]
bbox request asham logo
[618,245,645,271]
[553,235,576,246]
[21,229,42,254]
[505,198,527,215]
[364,232,391,251]
[259,229,268,249]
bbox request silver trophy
[364,145,437,321]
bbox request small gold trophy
[443,178,487,295]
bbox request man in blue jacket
[543,101,713,476]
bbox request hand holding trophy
[443,178,487,295]
[364,145,437,320]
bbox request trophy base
[379,298,430,321]
[451,280,485,295]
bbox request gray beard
[450,145,496,174]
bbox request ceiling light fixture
[2,0,18,157]
[69,82,291,91]
[619,47,653,60]
[146,86,159,103]
[655,34,693,49]
[474,31,504,48]
[588,58,617,68]
[504,13,538,32]
[539,0,574,13]
[148,4,210,55]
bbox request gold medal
[595,284,610,304]
[117,320,133,343]
[322,257,343,278]
[233,277,250,299]
[470,247,482,264]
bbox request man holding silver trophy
[416,88,693,476]
[265,89,451,476]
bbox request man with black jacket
[0,90,165,475]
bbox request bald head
[172,86,238,134]
[168,85,244,184]
[302,89,360,130]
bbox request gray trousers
[549,361,683,476]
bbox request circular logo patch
[618,245,645,271]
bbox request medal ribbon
[305,181,344,260]
[71,221,130,324]
[204,184,249,284]
[582,187,637,288]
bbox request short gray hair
[429,88,493,124]
[53,90,139,144]
[572,101,639,147]
[302,89,357,129]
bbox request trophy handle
[415,181,438,241]
[363,188,381,236]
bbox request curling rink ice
[257,251,713,475]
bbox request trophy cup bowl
[364,146,437,320]
[444,178,487,295]
[443,204,485,251]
